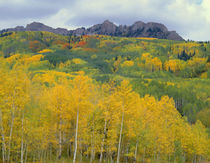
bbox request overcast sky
[0,0,209,41]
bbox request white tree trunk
[24,144,28,163]
[73,109,79,163]
[0,108,6,163]
[90,131,93,163]
[99,119,107,163]
[126,145,129,163]
[117,111,124,163]
[133,141,138,163]
[143,147,145,163]
[21,112,24,163]
[58,116,62,159]
[7,105,16,162]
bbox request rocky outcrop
[0,20,184,41]
[3,22,69,35]
[87,20,117,35]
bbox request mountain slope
[0,31,209,125]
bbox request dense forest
[0,31,209,162]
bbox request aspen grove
[0,55,209,163]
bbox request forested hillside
[0,31,209,162]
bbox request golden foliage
[139,53,162,71]
[121,60,134,67]
[164,59,185,72]
[38,49,53,53]
[0,55,209,162]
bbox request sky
[0,0,209,41]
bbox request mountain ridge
[0,20,184,41]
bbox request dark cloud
[32,0,77,8]
[0,5,57,20]
[0,0,77,20]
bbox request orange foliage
[53,40,65,45]
[73,40,87,48]
[82,35,98,39]
[82,35,91,39]
[78,41,87,47]
[62,43,71,49]
[29,40,42,52]
[82,48,98,52]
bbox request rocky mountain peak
[26,22,53,32]
[1,20,184,41]
[87,20,117,35]
[146,22,168,32]
[102,20,116,26]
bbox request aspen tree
[69,73,93,163]
[115,80,139,163]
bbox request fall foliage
[0,31,209,162]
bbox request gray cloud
[0,0,209,41]
[0,6,57,20]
